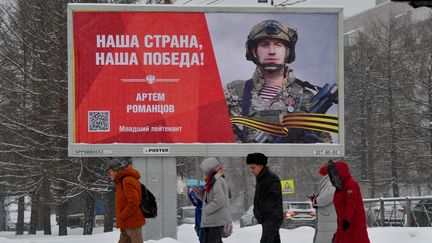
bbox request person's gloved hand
[342,219,350,231]
[307,194,317,205]
[311,196,317,206]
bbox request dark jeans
[195,225,203,243]
[202,226,223,243]
[261,220,282,243]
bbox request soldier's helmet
[246,19,298,65]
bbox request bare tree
[345,9,432,197]
[0,0,140,236]
[399,16,432,195]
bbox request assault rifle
[295,79,338,114]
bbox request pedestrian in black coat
[246,153,283,243]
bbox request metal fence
[363,196,432,227]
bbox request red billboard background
[73,12,235,143]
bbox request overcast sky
[174,0,376,17]
[292,0,376,17]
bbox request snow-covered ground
[1,223,431,243]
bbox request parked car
[5,222,29,231]
[281,201,316,229]
[177,206,196,225]
[55,213,85,228]
[366,201,406,226]
[240,206,258,228]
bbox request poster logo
[143,147,171,154]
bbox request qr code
[88,111,110,132]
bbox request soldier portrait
[206,16,339,143]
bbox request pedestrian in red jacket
[327,160,370,243]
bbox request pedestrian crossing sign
[281,179,295,194]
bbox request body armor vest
[224,68,316,143]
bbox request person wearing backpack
[193,157,232,243]
[106,158,145,243]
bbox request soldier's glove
[342,219,350,231]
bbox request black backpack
[121,177,158,218]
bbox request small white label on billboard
[314,150,341,156]
[75,149,112,155]
[143,147,170,154]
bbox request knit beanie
[200,157,220,173]
[105,159,128,172]
[246,153,268,166]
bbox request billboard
[68,4,344,157]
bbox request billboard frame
[67,4,344,157]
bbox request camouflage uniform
[224,19,331,143]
